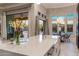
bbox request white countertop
[0,35,60,56]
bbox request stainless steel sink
[0,49,26,56]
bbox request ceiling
[0,3,32,11]
[0,3,17,7]
[0,3,77,11]
[40,3,77,9]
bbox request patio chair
[60,32,65,42]
[64,33,71,42]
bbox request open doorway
[35,12,49,36]
[35,16,46,36]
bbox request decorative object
[9,17,28,45]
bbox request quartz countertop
[0,35,60,56]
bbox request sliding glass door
[67,20,73,34]
[67,24,73,33]
[59,24,65,33]
[52,24,57,33]
[6,15,14,39]
[20,19,29,39]
[6,13,29,40]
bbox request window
[52,24,57,33]
[38,12,40,16]
[67,20,73,32]
[60,24,65,32]
[6,15,14,39]
[67,24,73,32]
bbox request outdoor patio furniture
[60,32,72,42]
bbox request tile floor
[59,42,78,56]
[59,34,79,56]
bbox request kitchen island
[0,35,61,56]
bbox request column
[28,4,38,36]
[65,18,67,33]
[73,18,76,35]
[48,18,52,35]
[1,12,7,39]
[57,23,59,33]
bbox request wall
[28,4,47,36]
[46,5,77,35]
[0,4,47,38]
[47,5,77,18]
[6,8,29,15]
[38,4,47,15]
[0,12,7,39]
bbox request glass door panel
[20,19,29,38]
[67,24,73,32]
[60,24,65,33]
[38,20,44,35]
[52,24,57,33]
[6,15,14,39]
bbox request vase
[15,31,20,45]
[16,35,20,45]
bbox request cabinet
[45,38,61,56]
